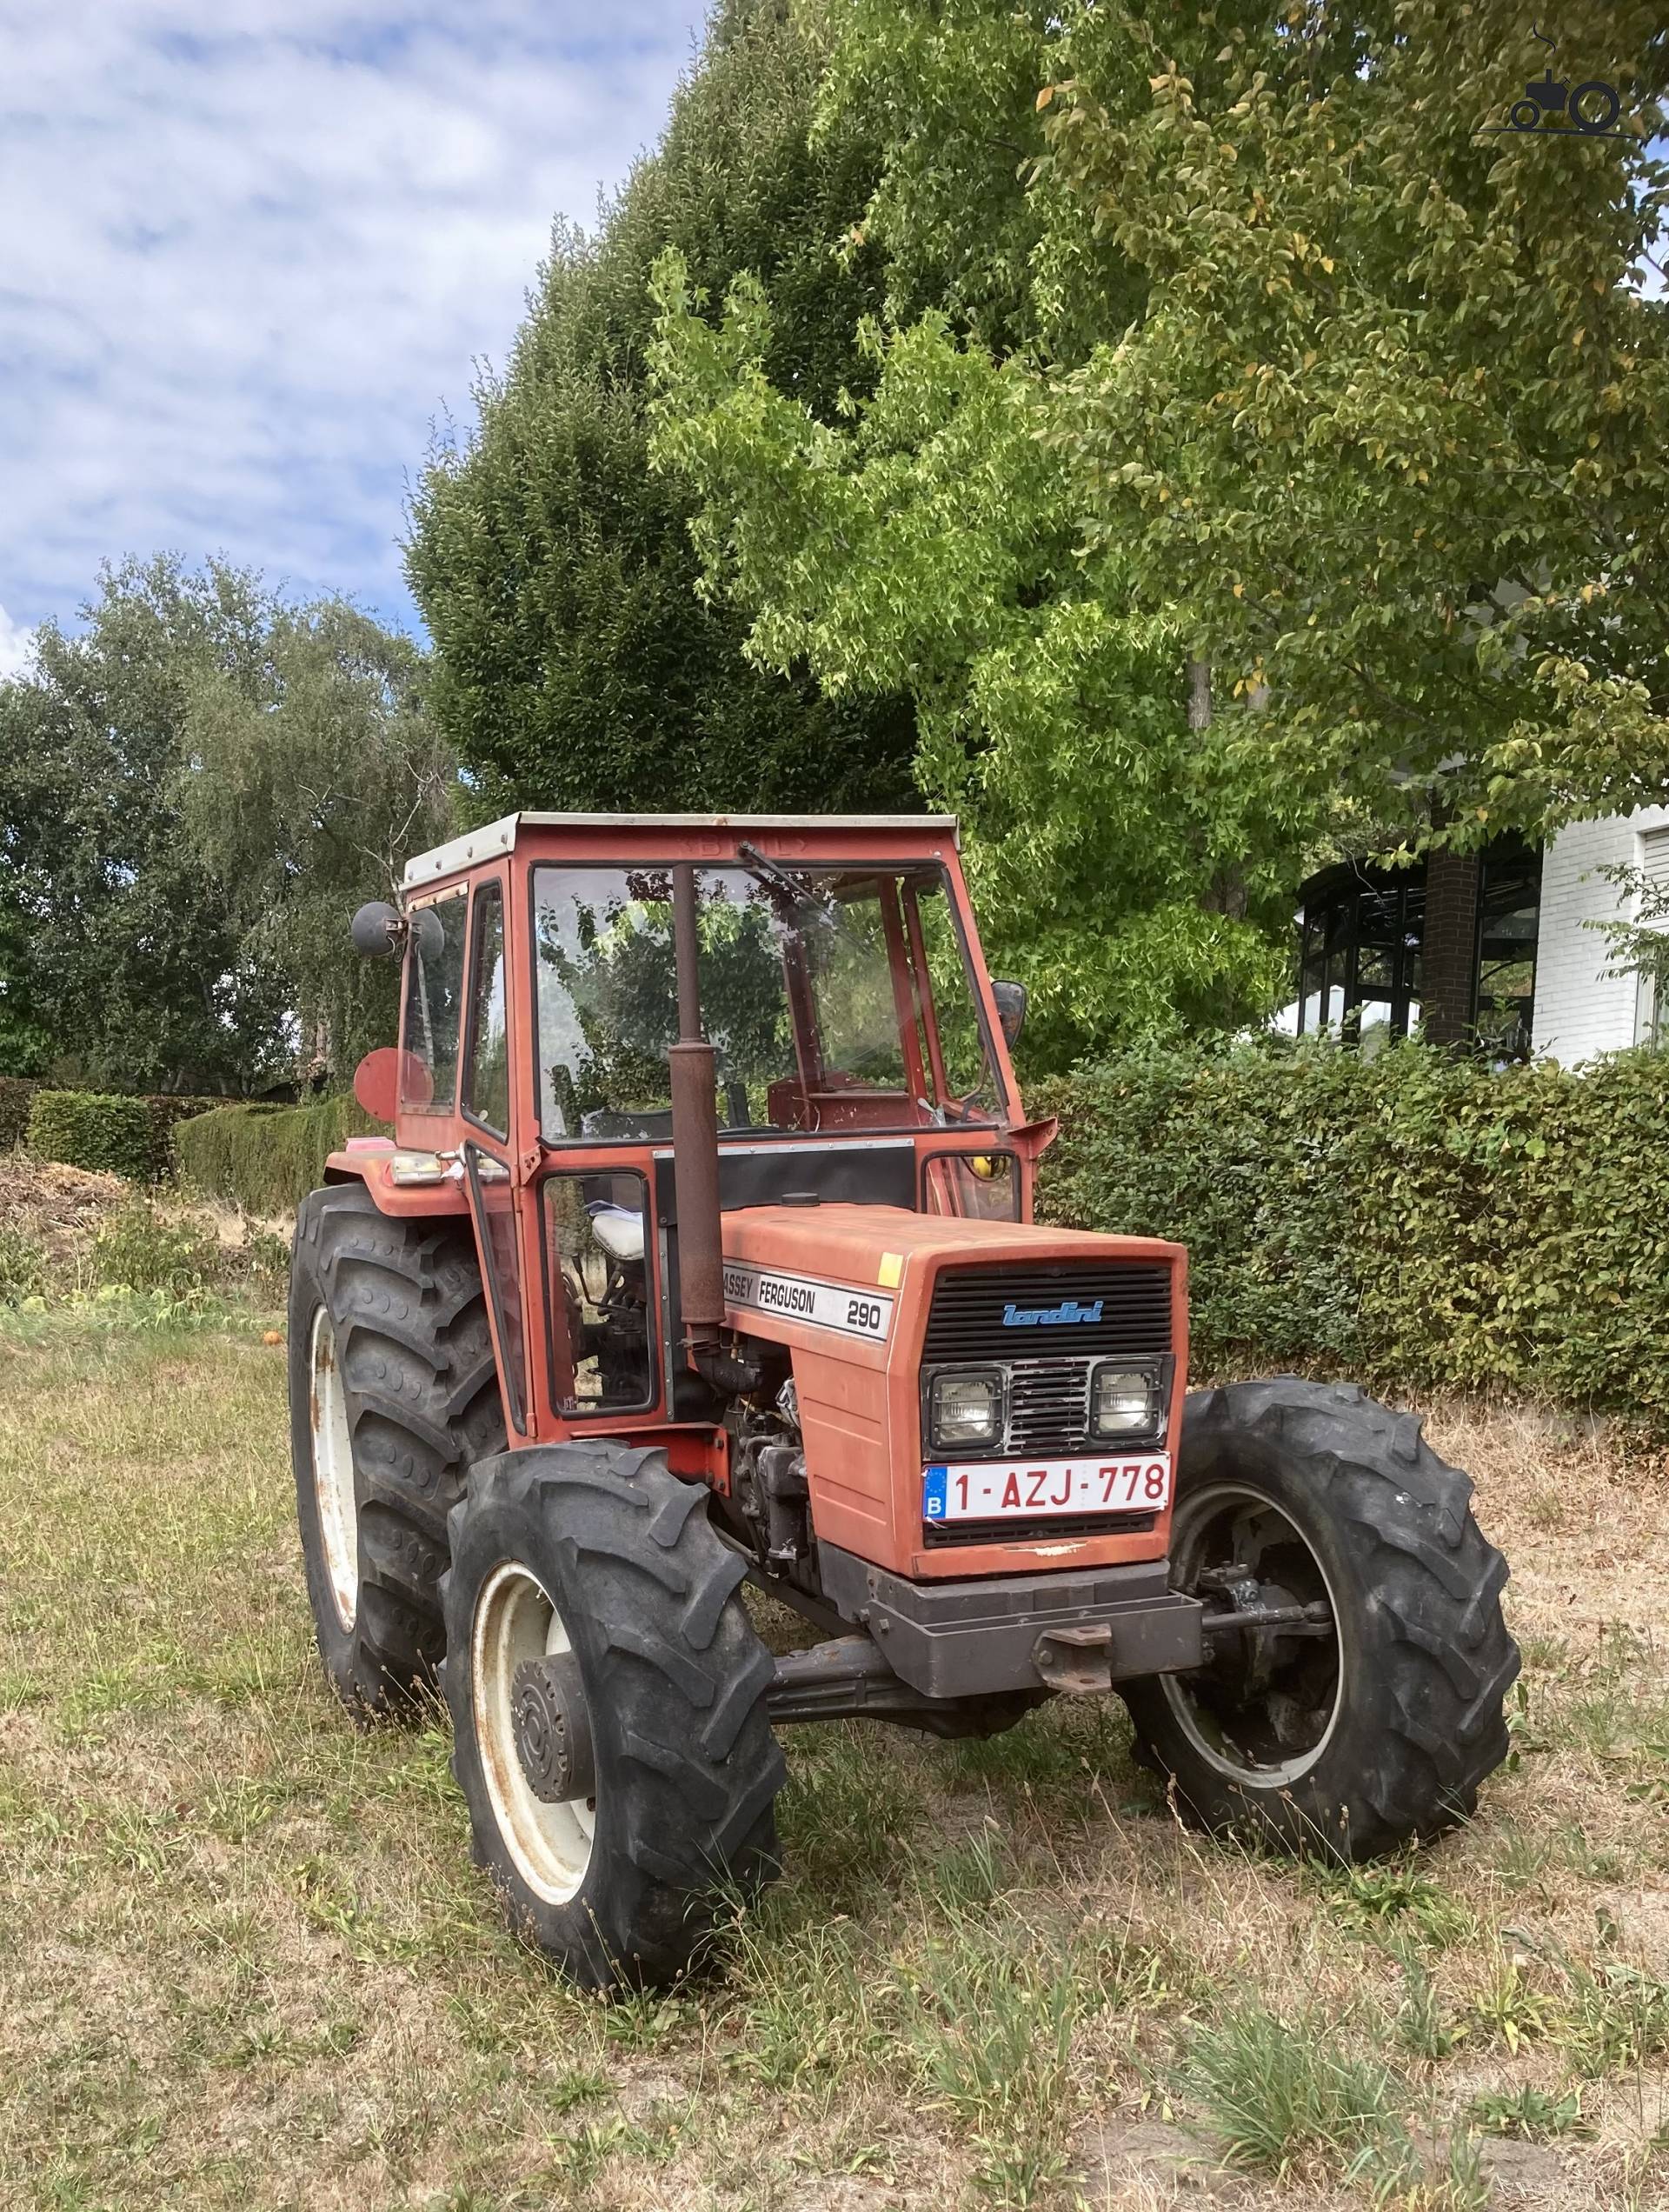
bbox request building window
[1293,839,1539,1056]
[1473,847,1539,1059]
[1631,828,1669,1048]
[1296,863,1423,1042]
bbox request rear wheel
[442,1442,785,1989]
[1122,1380,1519,1860]
[289,1183,505,1716]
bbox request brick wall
[1533,805,1669,1065]
[1421,849,1480,1046]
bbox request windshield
[531,863,1003,1143]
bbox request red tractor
[289,812,1518,1988]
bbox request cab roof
[402,811,961,890]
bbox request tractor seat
[587,1200,646,1264]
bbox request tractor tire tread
[442,1442,784,1989]
[289,1182,504,1717]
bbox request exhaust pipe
[668,864,725,1360]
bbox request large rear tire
[1122,1380,1519,1860]
[289,1183,505,1716]
[441,1442,785,1989]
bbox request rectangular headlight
[1091,1363,1160,1439]
[928,1369,1004,1451]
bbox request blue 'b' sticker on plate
[923,1464,948,1520]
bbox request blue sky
[0,0,709,673]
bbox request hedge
[1034,1039,1669,1427]
[0,1076,38,1152]
[173,1095,378,1216]
[27,1088,228,1181]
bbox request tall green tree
[648,0,1669,1065]
[0,556,291,1093]
[181,601,456,1078]
[405,0,915,820]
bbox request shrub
[91,1198,222,1297]
[0,1077,39,1152]
[1034,1038,1669,1427]
[27,1088,226,1180]
[0,1224,47,1304]
[29,1090,155,1180]
[173,1096,379,1216]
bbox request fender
[324,1138,471,1219]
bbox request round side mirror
[410,907,446,960]
[350,901,405,958]
[991,978,1027,1049]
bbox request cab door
[457,869,530,1438]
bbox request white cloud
[0,2,708,638]
[0,604,37,681]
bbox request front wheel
[441,1442,785,1989]
[1121,1380,1519,1860]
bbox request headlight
[928,1369,1004,1451]
[1091,1363,1160,1439]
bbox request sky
[0,0,709,676]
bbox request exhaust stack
[668,863,724,1358]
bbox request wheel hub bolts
[510,1652,595,1803]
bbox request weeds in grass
[1551,1950,1669,2078]
[1470,2083,1590,2138]
[775,1723,919,1903]
[1317,1855,1477,1948]
[0,1220,47,1301]
[906,1916,1084,2208]
[938,1692,1134,1816]
[725,1910,880,2091]
[1176,1997,1401,2179]
[92,1196,223,1296]
[1392,1954,1468,2059]
[1463,1954,1562,2053]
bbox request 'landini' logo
[1002,1297,1104,1328]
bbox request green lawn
[2,1314,1666,2210]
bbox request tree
[1035,0,1669,855]
[181,600,457,1078]
[647,0,1669,1065]
[405,0,915,822]
[0,556,292,1093]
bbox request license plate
[923,1454,1172,1523]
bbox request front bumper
[818,1542,1205,1700]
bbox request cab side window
[399,888,468,1112]
[462,883,510,1136]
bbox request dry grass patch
[1,1328,1666,2210]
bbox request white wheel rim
[1159,1481,1346,1789]
[471,1560,596,1904]
[309,1307,359,1630]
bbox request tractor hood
[717,1204,1187,1581]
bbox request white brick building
[1533,805,1669,1064]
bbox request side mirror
[991,979,1027,1049]
[350,901,405,958]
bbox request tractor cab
[341,814,1120,1582]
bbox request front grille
[923,1263,1172,1366]
[1007,1356,1094,1454]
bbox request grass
[2,1323,1669,2209]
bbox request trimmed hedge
[173,1096,379,1216]
[27,1089,228,1182]
[1034,1040,1669,1426]
[0,1076,38,1151]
